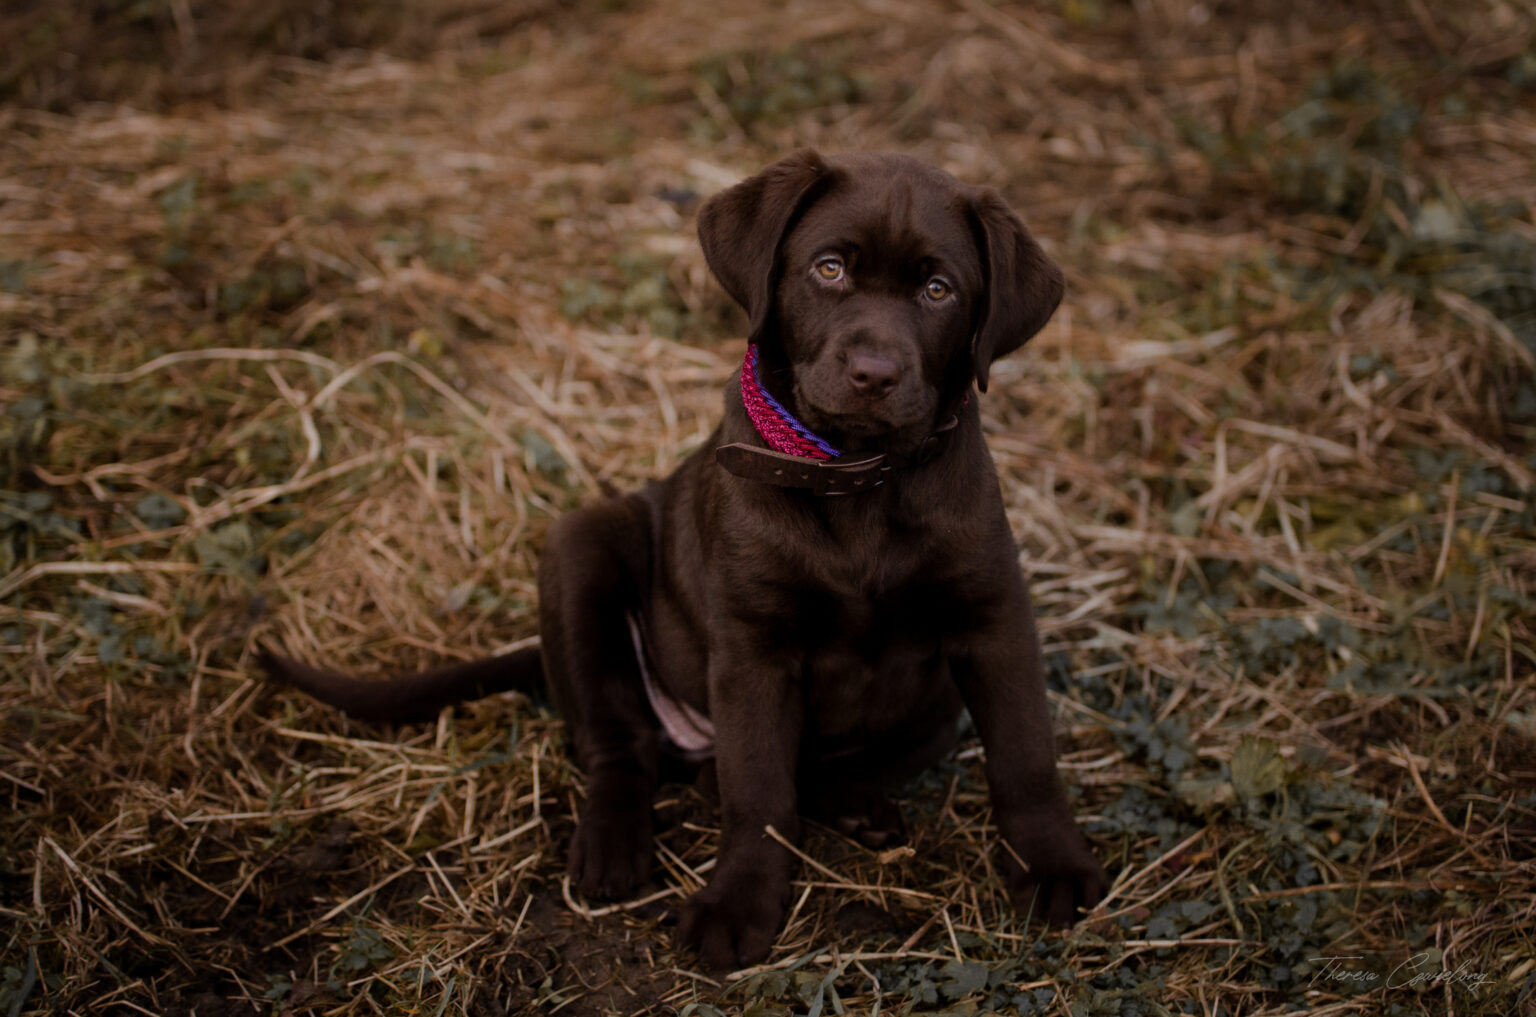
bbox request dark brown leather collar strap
[715,415,959,496]
[715,444,888,495]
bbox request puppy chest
[793,599,951,727]
[803,642,936,710]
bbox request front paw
[676,873,789,971]
[568,792,654,901]
[1002,820,1107,927]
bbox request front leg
[677,620,802,971]
[951,579,1107,927]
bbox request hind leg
[538,495,659,900]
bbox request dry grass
[3,0,1535,1014]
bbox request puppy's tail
[259,645,543,723]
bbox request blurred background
[2,1,1534,1015]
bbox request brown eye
[815,256,844,281]
[925,278,951,301]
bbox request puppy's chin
[795,392,937,455]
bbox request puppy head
[699,151,1063,450]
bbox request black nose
[846,351,901,397]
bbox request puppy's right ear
[697,149,831,342]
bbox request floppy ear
[697,149,832,342]
[968,188,1065,392]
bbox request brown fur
[264,150,1107,971]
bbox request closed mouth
[796,388,930,441]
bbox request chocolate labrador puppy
[264,150,1107,971]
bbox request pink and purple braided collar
[740,344,841,460]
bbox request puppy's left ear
[967,188,1065,392]
[698,149,832,342]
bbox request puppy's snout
[845,351,902,398]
